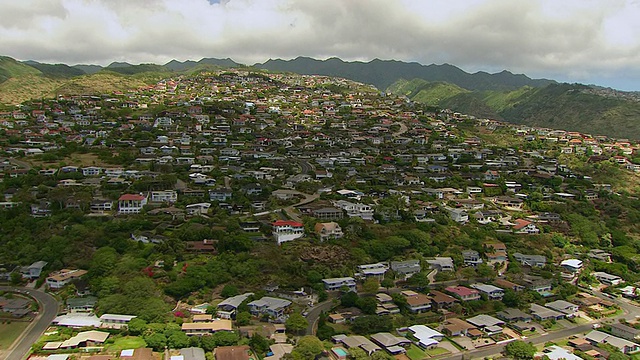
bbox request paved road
[305,300,335,335]
[392,122,408,137]
[1,287,59,360]
[297,160,315,175]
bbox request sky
[1,0,640,90]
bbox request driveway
[305,300,334,335]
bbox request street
[305,300,335,335]
[0,286,59,360]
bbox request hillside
[255,56,555,91]
[22,61,86,78]
[388,79,640,138]
[0,56,42,83]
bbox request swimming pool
[332,347,348,357]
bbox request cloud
[1,0,639,89]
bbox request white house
[118,194,148,214]
[271,220,305,245]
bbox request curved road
[0,287,59,360]
[305,300,335,335]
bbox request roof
[471,283,503,293]
[53,313,102,328]
[180,347,206,360]
[408,325,443,341]
[99,314,136,322]
[215,345,250,360]
[445,286,479,297]
[560,259,583,268]
[218,293,254,309]
[59,330,110,348]
[271,220,303,227]
[118,194,146,201]
[429,290,457,303]
[182,319,233,331]
[370,332,411,348]
[248,297,291,310]
[512,219,532,230]
[466,314,504,328]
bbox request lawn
[425,347,450,356]
[0,321,30,350]
[406,344,427,360]
[104,336,146,352]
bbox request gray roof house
[529,303,564,321]
[426,257,455,272]
[544,300,578,317]
[180,347,206,360]
[322,277,357,292]
[497,308,532,323]
[610,323,640,342]
[390,260,421,279]
[466,314,505,335]
[584,330,640,354]
[217,292,254,320]
[21,260,47,279]
[513,253,546,267]
[471,283,504,300]
[462,250,483,267]
[248,297,291,320]
[370,332,411,354]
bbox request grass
[572,317,591,325]
[425,347,450,356]
[406,344,428,360]
[0,321,30,349]
[104,336,146,352]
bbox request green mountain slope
[23,60,86,78]
[256,56,555,91]
[389,78,640,138]
[0,56,42,83]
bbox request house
[445,207,468,223]
[217,293,254,320]
[529,303,564,321]
[370,332,411,354]
[466,314,505,335]
[271,220,305,245]
[426,257,455,272]
[513,253,546,267]
[118,194,148,214]
[445,286,481,301]
[494,278,525,292]
[462,250,483,267]
[314,222,344,241]
[610,323,640,342]
[592,272,623,286]
[356,263,388,280]
[428,290,458,309]
[21,260,47,279]
[182,319,234,336]
[584,330,640,354]
[536,346,582,360]
[512,219,539,234]
[323,277,357,292]
[332,200,374,220]
[150,190,178,203]
[560,259,583,272]
[492,196,524,211]
[100,314,137,329]
[43,330,110,350]
[215,345,251,360]
[470,283,504,300]
[525,279,553,296]
[485,242,507,263]
[312,207,344,220]
[90,199,113,214]
[209,188,233,202]
[408,325,444,349]
[545,300,579,317]
[180,347,207,360]
[66,296,98,313]
[390,260,421,279]
[248,297,291,320]
[46,269,88,289]
[588,249,612,263]
[442,318,480,337]
[401,290,432,313]
[375,293,400,315]
[333,335,381,356]
[496,308,532,323]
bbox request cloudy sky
[2,0,640,90]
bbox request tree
[285,313,308,335]
[608,352,629,360]
[236,311,251,326]
[290,336,324,360]
[357,297,378,315]
[220,284,239,298]
[168,332,190,349]
[340,291,359,308]
[348,347,369,360]
[200,335,217,351]
[362,278,380,293]
[351,315,393,335]
[381,278,395,289]
[211,331,239,346]
[144,332,167,351]
[127,318,148,336]
[505,340,536,360]
[249,333,271,354]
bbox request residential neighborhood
[0,68,639,360]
